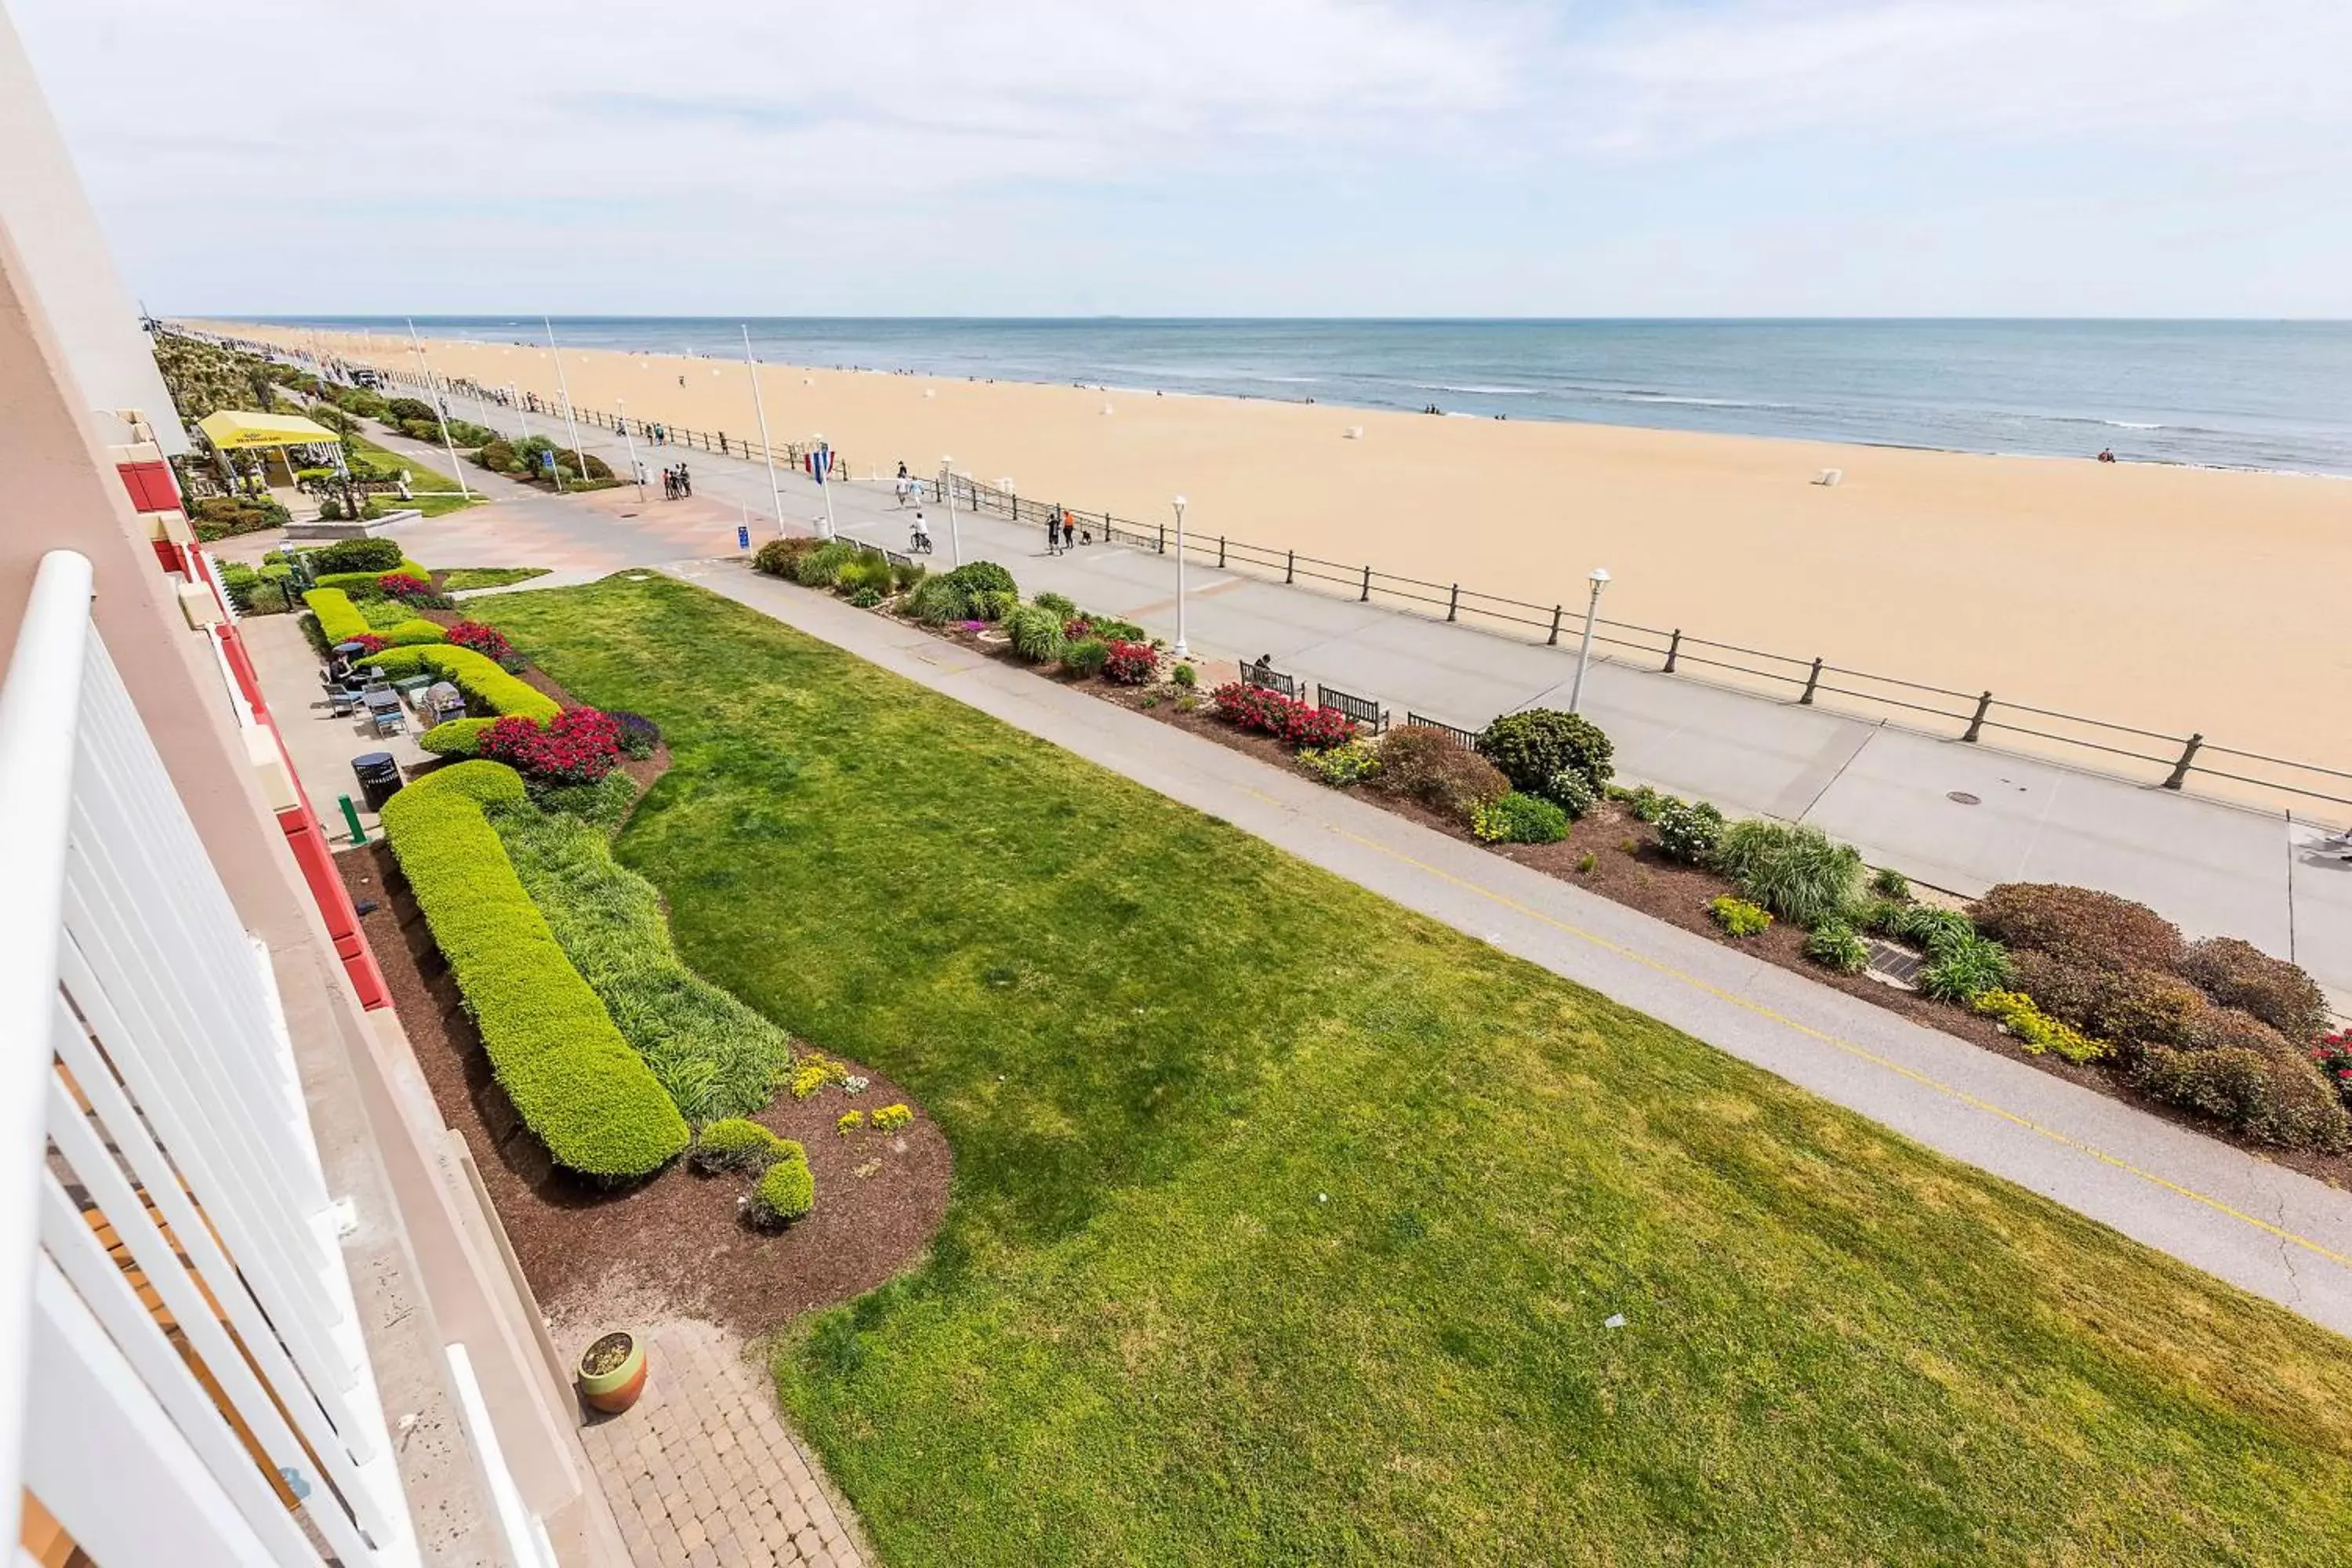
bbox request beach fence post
[1962,691,1992,742]
[1799,657,1824,705]
[2162,734,2204,790]
[1218,536,1226,569]
[1446,583,1460,622]
[1157,524,1166,555]
[1548,605,1563,646]
[1285,550,1295,584]
[1360,565,1371,602]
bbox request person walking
[1046,512,1062,555]
[678,462,692,498]
[1061,511,1076,551]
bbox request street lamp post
[406,318,471,499]
[1171,495,1190,660]
[510,383,531,444]
[814,433,838,539]
[618,397,644,499]
[1567,567,1611,714]
[941,456,961,566]
[543,316,585,492]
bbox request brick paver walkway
[567,1319,868,1568]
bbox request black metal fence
[250,334,2352,819]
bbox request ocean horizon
[245,316,2352,477]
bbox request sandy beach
[210,320,2352,786]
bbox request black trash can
[352,750,403,811]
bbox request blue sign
[737,525,750,550]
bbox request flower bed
[1208,682,1356,748]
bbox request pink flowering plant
[377,571,434,601]
[444,620,513,662]
[477,706,625,783]
[2314,1031,2352,1108]
[1209,683,1356,749]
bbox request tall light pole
[1568,567,1611,714]
[543,316,584,492]
[742,325,786,531]
[618,396,644,499]
[510,382,531,444]
[1171,495,1192,659]
[941,455,961,565]
[406,318,471,499]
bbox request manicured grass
[438,566,550,591]
[478,575,2352,1566]
[350,433,479,517]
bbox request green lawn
[477,575,2352,1566]
[349,433,480,517]
[437,566,550,591]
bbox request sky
[12,0,2350,318]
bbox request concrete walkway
[669,556,2352,1341]
[355,416,2352,1015]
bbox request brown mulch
[339,665,952,1335]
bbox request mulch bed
[866,596,2352,1186]
[339,664,952,1336]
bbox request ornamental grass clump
[1004,603,1068,664]
[1710,819,1864,928]
[1918,935,2013,1004]
[1803,920,1871,975]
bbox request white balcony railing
[0,550,414,1566]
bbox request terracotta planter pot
[578,1330,647,1414]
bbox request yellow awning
[197,410,343,450]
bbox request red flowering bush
[2315,1032,2352,1108]
[1209,683,1356,749]
[348,632,389,655]
[1102,640,1159,686]
[378,572,434,601]
[476,707,625,783]
[445,620,513,662]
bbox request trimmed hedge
[420,717,498,757]
[306,536,406,573]
[379,763,688,1178]
[750,1149,815,1225]
[304,587,443,648]
[362,645,561,727]
[690,1118,787,1174]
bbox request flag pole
[544,315,585,492]
[742,325,789,532]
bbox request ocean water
[264,318,2352,476]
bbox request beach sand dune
[222,322,2352,788]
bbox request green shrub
[850,586,884,608]
[1062,637,1111,678]
[1710,896,1773,938]
[307,536,406,574]
[969,588,1018,622]
[1618,784,1668,822]
[1004,604,1068,663]
[1871,866,1912,902]
[2133,1038,2350,1152]
[476,438,517,474]
[837,554,895,597]
[1475,710,1614,796]
[904,574,968,624]
[2178,937,2329,1042]
[1651,799,1724,866]
[443,418,497,448]
[1171,662,1198,690]
[1918,935,2013,1004]
[336,387,390,420]
[361,644,561,724]
[1971,884,2185,974]
[750,1150,815,1225]
[491,801,796,1123]
[753,536,815,576]
[1804,920,1871,975]
[1370,728,1510,822]
[421,717,497,757]
[188,495,288,541]
[1033,591,1076,617]
[1542,768,1597,820]
[939,560,1017,601]
[379,764,688,1179]
[1973,991,2108,1063]
[1299,739,1381,787]
[890,559,928,593]
[386,396,437,426]
[1472,791,1571,844]
[872,1103,914,1132]
[1710,820,1863,928]
[689,1117,786,1174]
[1867,901,1976,957]
[793,539,862,588]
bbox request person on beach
[1046,514,1062,555]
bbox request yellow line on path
[1232,784,2352,1273]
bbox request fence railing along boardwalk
[252,334,2352,821]
[0,550,412,1566]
